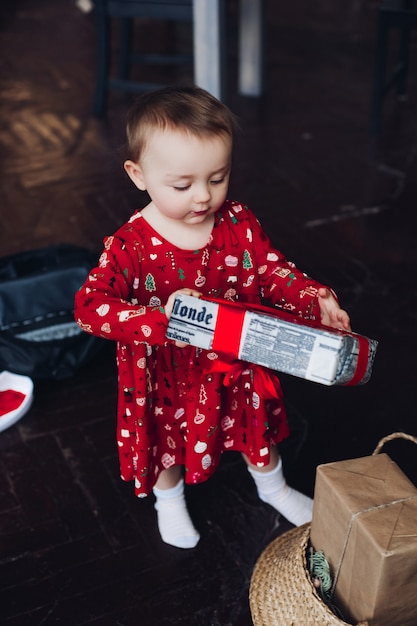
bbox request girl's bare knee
[154,465,183,490]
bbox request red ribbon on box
[199,298,282,399]
[211,298,246,358]
[344,333,370,386]
[206,357,284,400]
[202,296,371,387]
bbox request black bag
[0,244,104,380]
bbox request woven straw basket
[249,523,368,626]
[250,433,417,626]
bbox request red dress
[75,200,326,497]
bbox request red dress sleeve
[246,208,331,321]
[74,233,169,346]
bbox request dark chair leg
[118,17,133,80]
[397,25,410,97]
[93,4,110,118]
[370,11,389,137]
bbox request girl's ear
[124,160,146,191]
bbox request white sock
[248,459,313,526]
[153,479,200,549]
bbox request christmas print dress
[75,200,328,497]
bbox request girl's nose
[193,184,211,204]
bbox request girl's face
[124,127,232,226]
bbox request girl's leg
[153,466,200,549]
[243,446,313,526]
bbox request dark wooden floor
[1,1,417,624]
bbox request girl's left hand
[318,287,351,331]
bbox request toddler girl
[75,85,350,549]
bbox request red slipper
[0,371,34,431]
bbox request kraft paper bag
[311,453,417,626]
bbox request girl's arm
[74,235,169,345]
[248,211,350,328]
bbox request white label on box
[166,295,219,349]
[305,335,344,383]
[239,311,344,385]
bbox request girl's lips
[191,209,209,215]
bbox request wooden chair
[92,0,193,117]
[371,0,417,136]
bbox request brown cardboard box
[311,454,417,626]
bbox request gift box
[310,449,417,625]
[166,295,377,386]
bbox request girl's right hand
[164,288,202,348]
[164,288,202,321]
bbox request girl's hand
[164,288,202,347]
[317,287,351,331]
[164,288,202,320]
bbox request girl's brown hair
[125,85,239,161]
